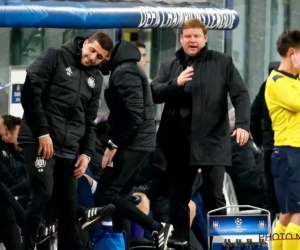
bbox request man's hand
[38,135,53,159]
[74,155,89,178]
[102,148,117,169]
[177,66,194,86]
[231,128,249,146]
[291,53,300,73]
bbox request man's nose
[90,54,97,62]
[190,36,196,42]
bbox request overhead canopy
[0,0,239,29]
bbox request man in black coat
[151,18,250,248]
[250,61,280,223]
[95,40,172,250]
[18,32,114,250]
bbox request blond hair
[181,18,207,35]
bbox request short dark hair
[88,32,114,54]
[2,115,21,132]
[277,30,300,56]
[132,41,146,49]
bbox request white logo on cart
[87,76,95,88]
[212,221,220,229]
[232,217,246,233]
[235,218,242,226]
[258,220,266,229]
[35,157,46,172]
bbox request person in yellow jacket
[265,29,300,250]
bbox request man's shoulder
[112,62,146,78]
[43,47,59,54]
[208,50,232,61]
[162,57,177,66]
[157,57,177,73]
[27,47,59,72]
[117,61,138,70]
[266,71,286,85]
[41,47,60,60]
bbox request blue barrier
[0,1,239,29]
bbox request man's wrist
[39,134,49,138]
[82,154,91,162]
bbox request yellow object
[272,221,286,250]
[283,223,300,250]
[265,70,300,147]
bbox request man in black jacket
[0,116,27,190]
[94,40,172,250]
[151,18,250,248]
[18,32,114,250]
[250,61,280,223]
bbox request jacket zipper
[59,70,82,153]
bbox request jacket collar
[175,44,209,64]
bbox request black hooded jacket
[250,61,280,149]
[0,140,26,188]
[18,37,103,158]
[104,40,156,152]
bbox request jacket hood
[268,61,280,75]
[108,40,141,70]
[62,36,84,64]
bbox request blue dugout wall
[0,0,239,29]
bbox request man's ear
[204,34,208,42]
[82,39,89,47]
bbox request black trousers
[168,146,226,245]
[263,148,280,222]
[22,144,86,250]
[167,155,198,244]
[199,166,226,214]
[95,149,163,248]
